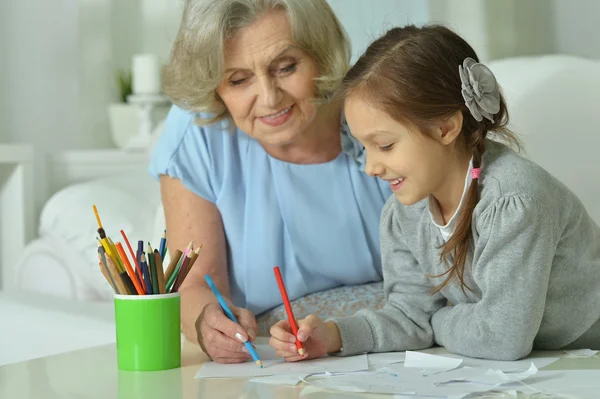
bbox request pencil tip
[256,360,263,368]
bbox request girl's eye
[380,144,394,152]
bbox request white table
[1,337,599,399]
[0,291,115,366]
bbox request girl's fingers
[270,319,297,343]
[269,336,299,353]
[276,349,307,360]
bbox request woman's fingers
[203,303,250,343]
[234,307,258,341]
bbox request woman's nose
[257,77,283,109]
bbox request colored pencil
[116,243,145,295]
[204,274,262,367]
[170,251,192,292]
[136,240,146,292]
[172,245,202,292]
[273,266,305,355]
[121,230,145,293]
[166,242,192,291]
[97,246,119,294]
[164,249,183,283]
[108,237,125,273]
[153,250,166,294]
[104,253,128,294]
[158,230,167,261]
[148,243,159,294]
[140,253,153,294]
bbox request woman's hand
[269,314,342,362]
[196,302,258,364]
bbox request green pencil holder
[114,292,181,371]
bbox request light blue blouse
[149,105,391,315]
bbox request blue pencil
[159,230,167,261]
[204,274,262,367]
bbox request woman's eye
[277,63,297,74]
[380,144,394,152]
[229,78,247,86]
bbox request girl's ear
[437,110,463,146]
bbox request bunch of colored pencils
[93,205,201,295]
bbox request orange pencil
[120,230,146,293]
[116,242,145,295]
[273,266,305,355]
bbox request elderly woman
[149,0,390,364]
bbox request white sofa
[13,54,600,302]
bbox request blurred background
[0,0,599,368]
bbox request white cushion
[38,172,161,297]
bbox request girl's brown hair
[339,24,519,293]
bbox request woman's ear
[437,110,463,146]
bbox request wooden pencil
[148,243,159,294]
[153,250,166,294]
[166,242,193,291]
[172,245,202,292]
[97,250,119,294]
[171,250,192,292]
[105,254,129,294]
[164,249,183,283]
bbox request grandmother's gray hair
[163,0,351,125]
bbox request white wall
[327,0,430,63]
[553,0,600,59]
[2,0,83,214]
[0,1,7,141]
[140,0,184,64]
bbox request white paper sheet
[304,368,501,398]
[248,374,302,385]
[501,370,600,399]
[304,353,545,398]
[404,351,463,374]
[195,344,369,379]
[564,349,598,358]
[429,353,559,372]
[367,352,406,369]
[434,364,539,386]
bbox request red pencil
[273,266,305,355]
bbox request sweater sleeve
[431,195,559,360]
[330,200,447,356]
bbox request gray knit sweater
[332,140,600,360]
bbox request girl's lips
[388,178,406,192]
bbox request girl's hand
[269,314,342,362]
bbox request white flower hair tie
[459,57,500,123]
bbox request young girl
[269,25,600,361]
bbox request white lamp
[132,54,161,95]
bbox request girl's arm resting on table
[329,202,446,356]
[431,195,558,361]
[160,176,235,343]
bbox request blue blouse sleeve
[148,105,223,203]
